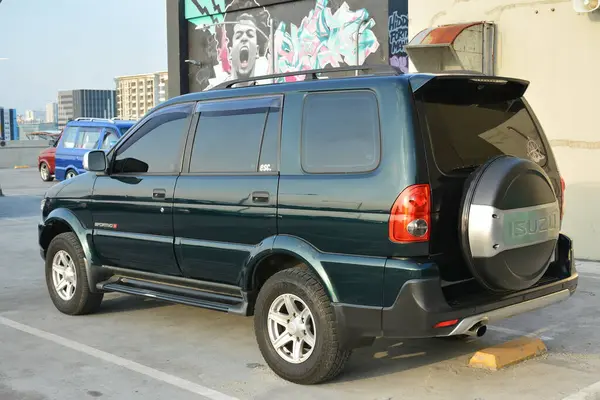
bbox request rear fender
[242,235,340,303]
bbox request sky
[0,0,168,113]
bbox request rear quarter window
[301,91,381,174]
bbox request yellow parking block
[13,165,30,169]
[469,337,547,370]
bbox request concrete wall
[0,141,49,169]
[168,0,410,94]
[409,0,600,259]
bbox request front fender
[40,208,104,293]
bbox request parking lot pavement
[1,168,600,400]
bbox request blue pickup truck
[54,118,135,181]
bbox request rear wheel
[254,267,351,384]
[45,232,103,315]
[65,169,77,180]
[39,162,53,182]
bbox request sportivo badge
[94,222,118,229]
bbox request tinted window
[101,129,120,150]
[190,97,281,173]
[113,103,193,174]
[301,91,381,173]
[61,127,78,149]
[258,107,281,172]
[415,78,547,173]
[77,127,102,149]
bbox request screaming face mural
[185,0,382,90]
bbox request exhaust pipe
[465,322,487,338]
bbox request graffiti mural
[387,0,408,73]
[185,0,382,90]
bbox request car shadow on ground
[333,335,489,383]
[96,294,170,315]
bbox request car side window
[190,97,281,173]
[61,127,79,149]
[301,91,381,174]
[101,129,120,150]
[112,103,193,174]
[77,128,102,150]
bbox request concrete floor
[1,168,599,400]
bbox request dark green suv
[39,66,578,384]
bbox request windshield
[415,78,547,174]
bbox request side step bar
[97,276,248,315]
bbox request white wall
[409,0,600,260]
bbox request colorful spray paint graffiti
[387,0,408,73]
[185,0,381,90]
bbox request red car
[38,135,60,182]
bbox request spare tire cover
[459,155,560,292]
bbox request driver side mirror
[83,150,107,172]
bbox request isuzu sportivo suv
[39,66,577,384]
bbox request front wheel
[45,232,103,315]
[254,267,351,384]
[39,162,54,182]
[65,169,77,180]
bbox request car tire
[254,267,351,385]
[45,232,103,315]
[39,162,54,182]
[65,169,77,180]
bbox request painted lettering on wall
[387,0,408,73]
[185,0,381,90]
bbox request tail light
[389,184,431,243]
[560,177,566,220]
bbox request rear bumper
[333,233,577,346]
[447,287,572,336]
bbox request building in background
[0,107,18,141]
[115,71,168,120]
[57,89,117,128]
[45,102,58,123]
[23,109,45,123]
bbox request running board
[96,277,248,315]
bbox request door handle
[251,191,270,203]
[152,189,166,199]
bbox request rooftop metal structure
[211,65,403,91]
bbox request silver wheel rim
[52,250,77,301]
[66,171,75,179]
[267,293,316,364]
[40,164,49,180]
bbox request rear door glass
[415,78,547,174]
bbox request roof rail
[211,65,401,90]
[74,117,117,123]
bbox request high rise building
[45,102,58,123]
[115,72,168,120]
[0,108,18,141]
[57,89,117,128]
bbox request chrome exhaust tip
[465,321,487,337]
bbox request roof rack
[74,117,118,123]
[211,65,401,90]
